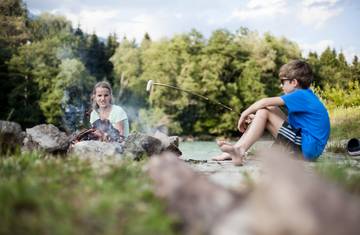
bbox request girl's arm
[114,121,125,136]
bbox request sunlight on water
[179,140,275,160]
[179,141,222,160]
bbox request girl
[90,81,129,139]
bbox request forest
[1,0,360,137]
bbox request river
[179,141,221,160]
[178,139,275,160]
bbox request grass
[328,106,360,141]
[323,106,360,153]
[0,152,179,235]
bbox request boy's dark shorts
[274,121,303,158]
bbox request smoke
[61,89,86,132]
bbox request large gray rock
[71,140,124,161]
[147,153,242,235]
[23,124,69,153]
[0,120,24,153]
[69,132,179,162]
[212,151,360,235]
[169,136,180,147]
[153,131,182,156]
[147,151,360,235]
[67,131,181,164]
[123,132,163,160]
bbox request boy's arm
[238,97,284,132]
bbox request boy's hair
[279,59,313,89]
[91,81,113,112]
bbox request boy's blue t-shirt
[280,89,330,160]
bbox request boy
[213,59,330,165]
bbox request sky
[25,0,360,62]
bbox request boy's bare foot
[216,139,228,147]
[211,140,232,161]
[211,152,232,161]
[219,143,245,166]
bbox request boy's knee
[256,108,269,119]
[266,106,278,112]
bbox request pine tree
[351,55,360,82]
[104,33,119,85]
[85,33,107,81]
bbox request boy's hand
[245,114,255,125]
[238,114,255,133]
[237,114,247,133]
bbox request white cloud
[297,0,343,28]
[116,14,170,41]
[342,47,360,63]
[56,9,120,36]
[231,0,288,20]
[299,39,334,56]
[303,0,339,7]
[174,13,183,19]
[51,8,172,41]
[300,40,360,63]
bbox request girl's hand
[93,129,106,141]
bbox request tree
[84,33,107,81]
[111,38,142,104]
[351,56,360,82]
[140,32,151,49]
[307,51,323,87]
[0,0,30,122]
[29,13,72,41]
[258,33,301,97]
[8,37,60,122]
[72,25,88,66]
[0,0,29,49]
[335,51,352,86]
[41,58,95,126]
[104,33,119,85]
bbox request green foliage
[351,56,360,82]
[103,33,119,85]
[0,152,179,235]
[118,29,302,135]
[0,0,29,49]
[0,0,30,123]
[29,13,72,41]
[8,36,63,124]
[111,38,141,94]
[327,106,360,141]
[3,1,360,136]
[84,33,107,81]
[315,81,360,110]
[238,60,266,105]
[41,58,95,124]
